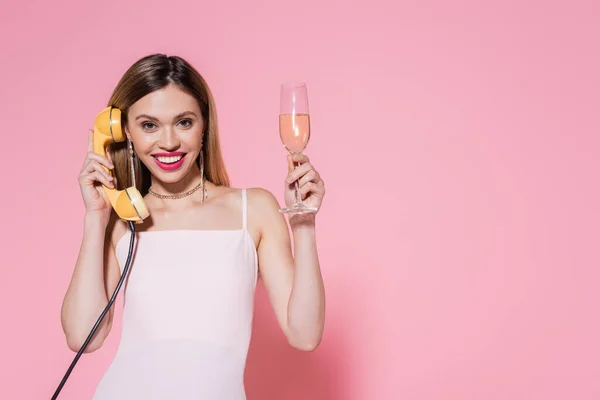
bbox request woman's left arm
[252,153,326,351]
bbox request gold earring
[128,138,136,188]
[199,150,208,203]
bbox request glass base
[279,203,318,215]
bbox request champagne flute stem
[293,161,302,205]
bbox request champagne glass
[279,81,318,214]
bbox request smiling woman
[127,88,206,191]
[59,54,327,400]
[135,109,199,172]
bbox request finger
[85,152,114,170]
[298,169,319,187]
[299,181,316,199]
[93,162,115,183]
[81,162,114,184]
[81,157,102,174]
[286,162,313,184]
[80,169,114,188]
[90,170,115,188]
[319,178,325,192]
[287,153,294,174]
[291,152,309,164]
[82,130,93,168]
[88,129,94,153]
[81,160,95,174]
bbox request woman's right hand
[78,129,116,216]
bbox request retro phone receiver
[93,106,149,223]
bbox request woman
[60,54,326,399]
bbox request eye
[141,122,157,131]
[178,119,193,128]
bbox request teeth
[155,155,183,164]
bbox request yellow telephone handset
[93,106,150,223]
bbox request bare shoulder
[245,187,282,217]
[245,187,289,243]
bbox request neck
[149,163,208,196]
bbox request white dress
[92,189,258,399]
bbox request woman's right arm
[60,129,122,353]
[60,211,122,353]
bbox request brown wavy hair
[106,53,230,194]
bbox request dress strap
[242,189,247,230]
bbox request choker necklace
[148,181,207,200]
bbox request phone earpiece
[93,106,149,223]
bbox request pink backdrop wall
[1,0,599,399]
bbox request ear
[124,124,131,141]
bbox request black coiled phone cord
[51,221,136,399]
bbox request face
[125,84,204,184]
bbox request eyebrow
[135,111,197,122]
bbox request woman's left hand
[284,152,326,219]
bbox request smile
[152,152,187,171]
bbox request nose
[158,126,180,151]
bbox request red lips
[152,152,187,171]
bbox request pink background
[1,0,599,399]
